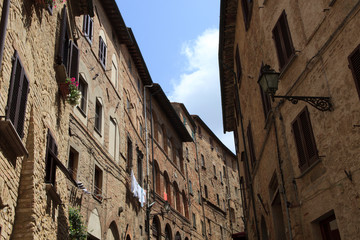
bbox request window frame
[83,14,93,43]
[77,75,88,114]
[94,98,102,134]
[45,130,58,185]
[241,0,253,31]
[247,123,256,168]
[99,36,107,69]
[348,44,360,100]
[272,10,295,70]
[93,164,103,201]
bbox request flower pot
[59,82,70,99]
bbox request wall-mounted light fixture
[258,64,332,111]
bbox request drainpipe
[144,84,153,240]
[0,0,10,70]
[273,114,293,240]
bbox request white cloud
[169,28,235,153]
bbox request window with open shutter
[292,107,318,171]
[247,123,256,168]
[45,130,58,185]
[6,51,29,139]
[241,0,253,31]
[99,36,107,69]
[235,45,242,85]
[272,11,295,70]
[67,40,80,79]
[349,44,360,100]
[83,14,93,43]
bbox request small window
[45,130,58,185]
[247,123,256,168]
[94,165,103,201]
[137,148,144,186]
[217,194,220,205]
[78,75,87,113]
[127,136,133,171]
[201,154,205,168]
[208,219,212,235]
[94,99,102,133]
[185,147,189,159]
[201,220,205,236]
[292,107,318,172]
[223,166,226,179]
[189,180,193,195]
[111,60,118,88]
[210,138,214,149]
[235,45,242,85]
[6,51,29,139]
[273,10,295,70]
[192,213,196,228]
[230,207,236,222]
[109,117,117,158]
[99,36,107,69]
[241,0,253,31]
[68,147,79,180]
[204,185,208,198]
[83,14,93,43]
[348,44,360,100]
[139,122,143,138]
[319,213,341,239]
[213,165,216,178]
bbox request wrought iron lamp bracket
[272,95,332,112]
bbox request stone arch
[88,208,102,239]
[175,231,181,240]
[182,190,189,218]
[165,224,172,240]
[126,235,131,240]
[106,221,120,240]
[152,215,161,240]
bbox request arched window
[165,224,172,240]
[106,221,120,240]
[154,160,161,195]
[164,171,171,205]
[173,182,181,212]
[175,232,181,240]
[152,216,161,240]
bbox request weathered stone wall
[229,0,360,239]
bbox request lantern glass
[258,65,280,95]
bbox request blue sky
[115,0,235,153]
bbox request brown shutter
[273,20,285,68]
[349,45,360,100]
[6,52,29,139]
[68,40,80,79]
[57,6,68,65]
[236,45,242,85]
[292,107,318,171]
[247,123,256,168]
[45,130,58,185]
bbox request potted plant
[59,77,81,106]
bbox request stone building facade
[219,0,360,239]
[0,0,244,239]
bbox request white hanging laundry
[131,170,146,207]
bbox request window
[208,219,212,235]
[319,213,341,240]
[204,185,208,198]
[241,0,253,30]
[349,44,360,100]
[83,14,93,43]
[223,199,226,210]
[210,137,214,149]
[94,165,103,201]
[273,10,295,70]
[201,154,205,168]
[94,99,102,133]
[6,51,29,138]
[189,180,193,195]
[213,165,216,178]
[99,36,107,68]
[220,171,223,183]
[109,117,117,158]
[223,166,226,179]
[164,172,171,205]
[220,226,223,240]
[127,136,133,171]
[137,148,144,187]
[183,192,189,218]
[111,60,118,88]
[235,45,242,84]
[192,213,196,228]
[247,123,256,168]
[201,220,205,235]
[78,75,87,113]
[292,107,318,172]
[58,7,79,79]
[139,122,143,138]
[230,207,236,222]
[45,130,58,185]
[154,161,161,194]
[217,194,220,205]
[68,147,79,180]
[259,80,272,120]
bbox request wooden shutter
[247,123,256,168]
[235,45,242,85]
[349,44,360,100]
[292,107,318,171]
[45,130,58,185]
[273,11,295,70]
[67,40,80,79]
[6,51,29,139]
[57,6,68,65]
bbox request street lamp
[149,201,171,217]
[258,64,333,112]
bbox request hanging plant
[59,77,81,106]
[69,207,87,240]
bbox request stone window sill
[0,118,28,158]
